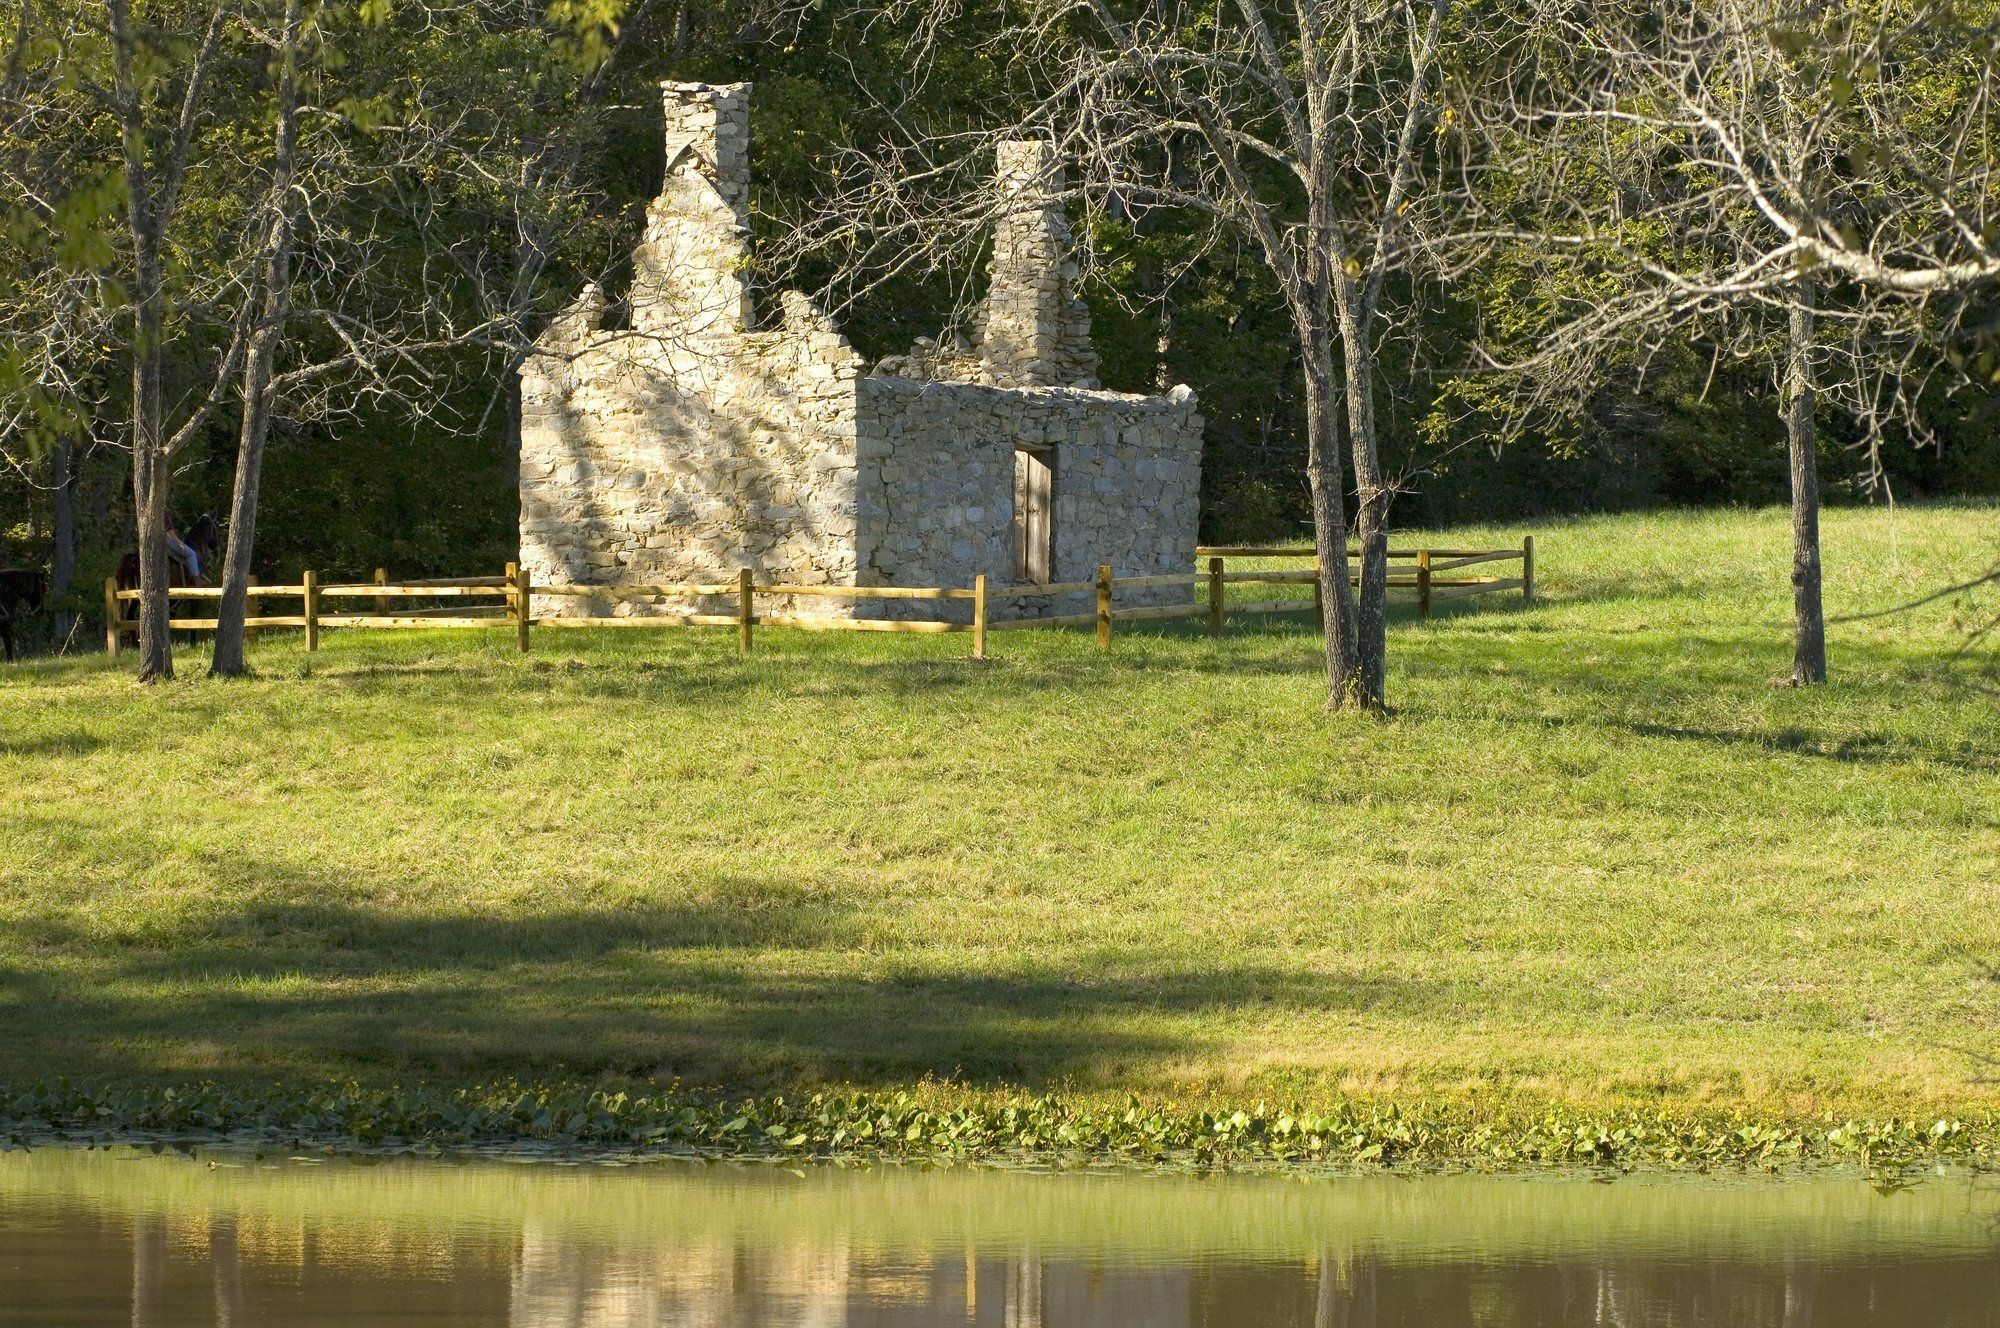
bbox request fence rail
[105,538,1533,660]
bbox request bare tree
[0,2,637,677]
[205,4,501,673]
[8,0,301,681]
[206,0,655,673]
[1476,0,2000,685]
[207,0,304,677]
[107,0,240,682]
[783,0,1484,711]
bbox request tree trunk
[111,0,229,681]
[1337,301,1390,709]
[1303,320,1366,707]
[49,437,77,643]
[111,0,173,683]
[126,156,173,682]
[130,293,173,683]
[212,0,304,677]
[1783,285,1825,685]
[209,367,273,676]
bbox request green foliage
[7,0,2000,578]
[0,0,673,585]
[0,1079,1990,1171]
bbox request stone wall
[518,84,868,620]
[855,379,1202,620]
[519,303,866,619]
[518,80,1203,626]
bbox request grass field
[4,504,1999,1129]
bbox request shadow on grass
[0,937,1406,1089]
[1610,720,2000,773]
[0,817,1409,1089]
[0,731,107,758]
[14,960,1409,1088]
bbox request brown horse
[0,568,46,661]
[114,513,220,636]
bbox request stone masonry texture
[519,81,1203,623]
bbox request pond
[1,1148,1995,1325]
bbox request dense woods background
[4,0,1996,640]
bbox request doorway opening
[1014,445,1055,583]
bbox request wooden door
[1014,446,1054,583]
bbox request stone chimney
[632,82,755,337]
[977,140,1099,388]
[661,81,752,228]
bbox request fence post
[103,576,120,656]
[1208,556,1224,637]
[508,560,532,653]
[246,576,261,647]
[1522,535,1535,605]
[302,570,320,652]
[972,573,988,660]
[373,566,388,616]
[516,560,534,652]
[1095,564,1113,648]
[1417,549,1432,619]
[737,567,754,653]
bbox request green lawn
[4,504,1998,1125]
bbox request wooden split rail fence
[1192,538,1534,621]
[106,538,1532,660]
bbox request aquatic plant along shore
[1,1081,1990,1171]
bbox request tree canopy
[2,0,1996,660]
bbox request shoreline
[4,1079,1992,1175]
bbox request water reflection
[0,1149,1994,1326]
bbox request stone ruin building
[518,81,1204,621]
